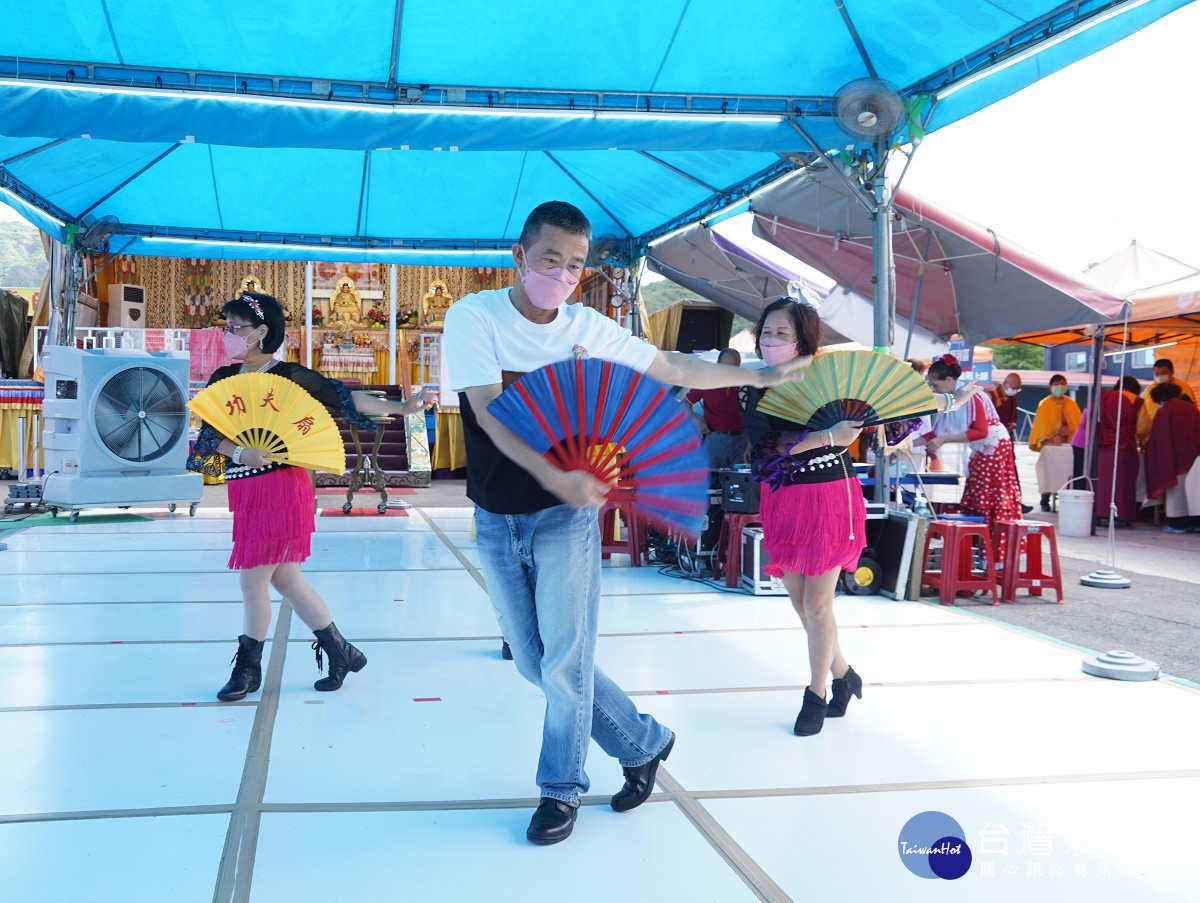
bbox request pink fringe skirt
[759,477,867,578]
[227,466,315,570]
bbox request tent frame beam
[0,58,841,117]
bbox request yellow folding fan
[188,372,346,473]
[757,350,938,430]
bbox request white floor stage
[1,506,1196,902]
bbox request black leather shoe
[826,666,863,718]
[611,731,675,812]
[1040,494,1052,512]
[311,621,367,692]
[1021,504,1034,514]
[216,634,264,702]
[793,688,828,736]
[501,640,513,660]
[526,798,578,845]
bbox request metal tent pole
[871,165,894,503]
[303,262,313,369]
[1083,328,1106,536]
[388,264,398,385]
[871,177,893,354]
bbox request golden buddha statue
[329,278,365,326]
[422,280,454,326]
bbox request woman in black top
[188,292,434,702]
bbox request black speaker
[675,306,727,354]
[718,469,760,513]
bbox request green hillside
[0,220,46,288]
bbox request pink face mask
[519,248,579,310]
[223,331,252,362]
[759,336,798,366]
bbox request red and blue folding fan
[488,358,709,538]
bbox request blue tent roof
[0,0,1191,263]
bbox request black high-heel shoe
[793,688,828,736]
[826,666,863,718]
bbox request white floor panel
[5,571,257,604]
[595,592,967,636]
[418,506,475,521]
[18,517,234,535]
[286,592,499,641]
[0,537,466,574]
[0,602,268,645]
[637,679,1200,794]
[251,804,758,903]
[5,564,491,605]
[3,531,235,552]
[3,526,446,555]
[265,639,628,804]
[0,707,252,816]
[0,642,270,707]
[703,777,1199,901]
[303,569,491,610]
[599,568,716,596]
[0,813,230,903]
[594,620,1079,693]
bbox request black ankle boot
[1040,493,1052,512]
[826,666,863,718]
[793,688,828,736]
[217,634,264,702]
[312,621,367,691]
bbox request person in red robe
[1095,376,1141,527]
[1144,381,1200,532]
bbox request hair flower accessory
[572,344,589,360]
[940,353,958,366]
[242,294,264,320]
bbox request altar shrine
[10,255,629,477]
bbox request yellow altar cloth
[0,386,42,472]
[431,409,467,471]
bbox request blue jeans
[474,503,672,804]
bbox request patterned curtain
[103,257,517,330]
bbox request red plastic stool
[991,519,1019,583]
[713,511,762,588]
[921,520,998,605]
[599,495,646,567]
[996,520,1064,603]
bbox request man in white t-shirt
[443,201,807,845]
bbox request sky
[901,0,1200,274]
[4,2,1198,280]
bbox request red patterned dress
[926,393,1021,528]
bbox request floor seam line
[212,601,292,903]
[656,766,794,903]
[421,508,488,591]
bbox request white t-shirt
[443,288,658,391]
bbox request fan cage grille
[92,365,187,463]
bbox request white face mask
[1154,374,1171,385]
[1004,387,1019,397]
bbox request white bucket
[1057,489,1094,537]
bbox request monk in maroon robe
[1145,381,1200,531]
[1095,377,1141,527]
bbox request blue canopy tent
[1,0,1190,267]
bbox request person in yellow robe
[1028,374,1081,511]
[1137,358,1196,447]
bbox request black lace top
[186,362,375,480]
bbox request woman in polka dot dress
[919,355,1022,528]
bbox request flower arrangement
[310,307,324,327]
[365,305,387,329]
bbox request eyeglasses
[223,324,256,335]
